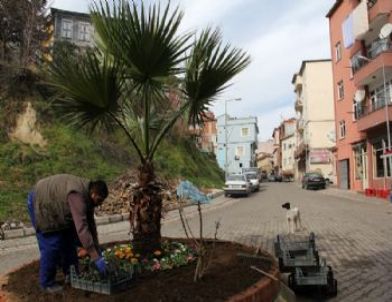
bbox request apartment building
[327,0,392,191]
[292,60,336,183]
[216,115,259,175]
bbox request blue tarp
[176,180,210,204]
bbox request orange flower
[115,250,125,259]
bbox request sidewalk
[320,186,391,205]
[0,190,225,241]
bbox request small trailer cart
[274,232,337,297]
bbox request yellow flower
[153,250,162,256]
[130,258,139,264]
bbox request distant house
[272,127,281,175]
[50,8,94,49]
[256,139,274,174]
[280,118,297,179]
[197,112,217,154]
[216,115,259,174]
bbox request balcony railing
[356,96,392,120]
[351,39,392,74]
[368,39,392,60]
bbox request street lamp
[224,98,242,178]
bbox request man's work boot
[42,283,63,294]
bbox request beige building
[293,60,336,182]
[280,118,297,180]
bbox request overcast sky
[51,0,335,141]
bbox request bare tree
[177,199,221,282]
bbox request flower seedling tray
[70,264,140,295]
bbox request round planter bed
[0,239,280,302]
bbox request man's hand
[95,257,107,276]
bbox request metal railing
[351,39,392,74]
[368,39,392,60]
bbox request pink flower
[152,262,161,271]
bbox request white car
[224,174,251,197]
[244,172,260,192]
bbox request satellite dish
[354,89,366,103]
[379,23,392,39]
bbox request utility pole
[224,98,241,178]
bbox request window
[78,22,90,41]
[337,81,344,100]
[241,127,249,137]
[335,42,342,62]
[236,146,244,157]
[353,102,364,121]
[61,19,73,39]
[339,120,346,138]
[373,141,392,178]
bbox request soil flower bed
[0,240,279,302]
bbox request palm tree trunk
[130,161,162,255]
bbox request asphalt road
[1,182,392,301]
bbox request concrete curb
[1,190,225,241]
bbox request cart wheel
[288,274,294,288]
[327,279,338,297]
[278,258,284,271]
[309,232,316,249]
[327,265,334,280]
[314,250,320,265]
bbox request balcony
[352,39,392,86]
[356,101,392,132]
[295,98,303,112]
[297,118,306,131]
[367,0,392,24]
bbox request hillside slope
[0,101,224,222]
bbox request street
[1,182,392,301]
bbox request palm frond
[91,0,192,89]
[184,27,251,126]
[48,49,124,132]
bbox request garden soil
[1,241,273,302]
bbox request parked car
[267,174,276,182]
[244,172,260,192]
[224,174,251,197]
[302,172,326,190]
[274,174,283,182]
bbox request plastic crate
[70,264,140,295]
[288,261,338,297]
[274,233,316,258]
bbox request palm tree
[49,0,250,254]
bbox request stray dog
[282,202,303,234]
